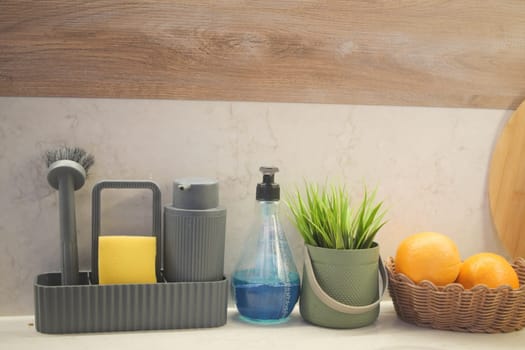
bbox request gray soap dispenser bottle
[164,178,227,282]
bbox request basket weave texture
[386,257,525,333]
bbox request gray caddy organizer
[34,180,229,334]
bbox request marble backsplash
[0,97,510,315]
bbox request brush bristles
[45,146,95,173]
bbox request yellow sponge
[98,236,157,285]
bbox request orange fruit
[395,232,461,285]
[456,252,520,289]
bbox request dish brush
[45,146,94,285]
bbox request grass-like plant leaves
[287,183,386,250]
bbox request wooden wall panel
[1,1,524,108]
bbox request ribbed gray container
[34,272,229,333]
[164,178,226,282]
[34,179,229,334]
[164,210,226,281]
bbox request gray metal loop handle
[304,247,388,314]
[91,180,162,284]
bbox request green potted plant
[287,183,388,329]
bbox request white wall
[0,97,510,315]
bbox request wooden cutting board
[489,100,525,258]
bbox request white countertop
[1,302,523,350]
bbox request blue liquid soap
[233,273,300,323]
[232,167,300,324]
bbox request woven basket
[386,256,525,333]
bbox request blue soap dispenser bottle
[232,166,300,324]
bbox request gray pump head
[172,178,219,210]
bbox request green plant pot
[299,243,385,329]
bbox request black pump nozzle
[256,166,280,201]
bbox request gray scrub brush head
[46,146,94,190]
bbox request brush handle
[58,173,79,285]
